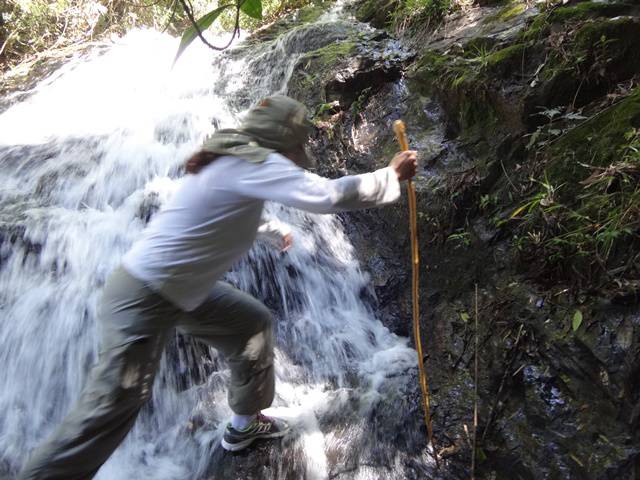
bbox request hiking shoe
[221,413,290,452]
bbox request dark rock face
[287,28,411,111]
[281,1,640,479]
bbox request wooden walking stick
[393,120,439,468]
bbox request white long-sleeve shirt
[122,153,401,311]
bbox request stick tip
[393,119,406,135]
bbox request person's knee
[242,331,273,363]
[254,303,273,333]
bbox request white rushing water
[0,17,430,480]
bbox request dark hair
[185,150,220,174]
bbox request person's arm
[256,217,293,251]
[235,152,416,214]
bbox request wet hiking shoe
[221,413,290,451]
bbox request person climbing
[18,95,418,479]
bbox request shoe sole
[221,427,290,452]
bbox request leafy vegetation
[407,0,640,293]
[390,0,452,32]
[0,0,190,69]
[512,115,640,287]
[0,0,316,71]
[355,0,460,38]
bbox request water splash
[0,20,431,480]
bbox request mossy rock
[524,17,640,123]
[410,50,450,92]
[245,1,330,45]
[415,41,531,88]
[485,42,527,77]
[574,16,640,81]
[520,1,635,42]
[410,51,507,138]
[288,40,358,105]
[484,0,528,24]
[546,87,640,195]
[462,37,500,58]
[354,0,399,28]
[548,1,633,24]
[296,3,328,23]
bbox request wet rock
[287,29,412,110]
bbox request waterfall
[0,13,433,480]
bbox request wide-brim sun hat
[201,95,315,168]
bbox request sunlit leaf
[572,310,583,331]
[460,312,470,323]
[510,203,529,219]
[240,0,262,19]
[173,4,232,64]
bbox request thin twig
[500,157,519,193]
[0,30,18,58]
[471,284,479,480]
[161,0,178,33]
[118,0,168,8]
[177,0,242,51]
[570,77,584,111]
[481,324,524,441]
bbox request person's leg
[19,267,180,480]
[180,281,275,416]
[179,282,287,451]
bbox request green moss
[410,50,450,92]
[411,48,506,135]
[512,88,640,283]
[304,41,357,70]
[486,43,525,66]
[485,43,527,76]
[412,41,535,140]
[527,16,640,113]
[244,1,330,45]
[417,50,448,69]
[574,16,640,52]
[501,2,526,21]
[460,93,501,136]
[520,2,632,43]
[520,14,548,42]
[416,43,526,85]
[296,3,326,23]
[462,37,498,58]
[485,1,527,24]
[548,2,631,24]
[288,40,357,105]
[355,0,398,28]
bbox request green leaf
[240,0,262,19]
[173,4,232,64]
[572,310,583,332]
[460,312,470,323]
[510,203,529,219]
[476,447,487,462]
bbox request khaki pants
[19,266,275,480]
